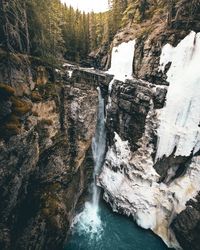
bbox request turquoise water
[65,200,169,250]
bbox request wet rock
[172,202,200,250]
[106,78,154,151]
[153,87,167,109]
[0,62,112,249]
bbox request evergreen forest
[0,0,199,64]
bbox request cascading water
[66,42,137,246]
[69,87,106,240]
[65,40,170,250]
[92,88,106,206]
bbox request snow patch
[107,40,136,107]
[99,133,200,249]
[156,31,200,159]
[68,70,73,78]
[107,40,136,81]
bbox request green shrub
[38,82,58,100]
[4,124,21,135]
[0,114,21,138]
[40,119,53,126]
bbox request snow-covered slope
[107,40,136,107]
[107,40,136,81]
[99,132,200,249]
[156,31,200,159]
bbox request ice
[68,70,73,78]
[156,31,200,159]
[107,40,136,81]
[107,40,136,107]
[98,31,200,249]
[63,62,73,67]
[99,133,200,249]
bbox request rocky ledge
[0,55,112,249]
[98,76,200,250]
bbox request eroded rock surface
[99,29,200,250]
[0,58,112,249]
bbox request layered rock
[99,78,200,249]
[172,191,200,250]
[99,29,200,250]
[0,56,112,249]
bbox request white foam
[71,202,103,240]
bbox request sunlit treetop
[61,0,109,13]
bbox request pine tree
[0,0,30,53]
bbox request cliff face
[98,19,200,250]
[1,5,200,250]
[0,56,112,249]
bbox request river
[65,199,169,250]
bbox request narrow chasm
[65,86,168,250]
[1,1,200,250]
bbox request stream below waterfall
[65,199,169,250]
[65,88,169,250]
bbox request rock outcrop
[0,55,112,249]
[98,23,200,250]
[1,4,200,249]
[172,190,200,250]
[99,77,200,249]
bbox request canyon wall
[98,23,200,250]
[0,56,112,249]
[1,6,200,250]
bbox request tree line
[0,0,113,63]
[0,0,199,64]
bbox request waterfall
[70,88,106,239]
[92,87,106,206]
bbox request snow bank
[99,31,200,249]
[156,31,200,159]
[99,133,200,249]
[107,40,136,107]
[107,40,136,81]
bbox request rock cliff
[98,17,200,250]
[0,55,112,249]
[1,4,200,249]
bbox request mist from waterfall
[70,87,106,240]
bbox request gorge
[1,1,200,250]
[98,30,200,250]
